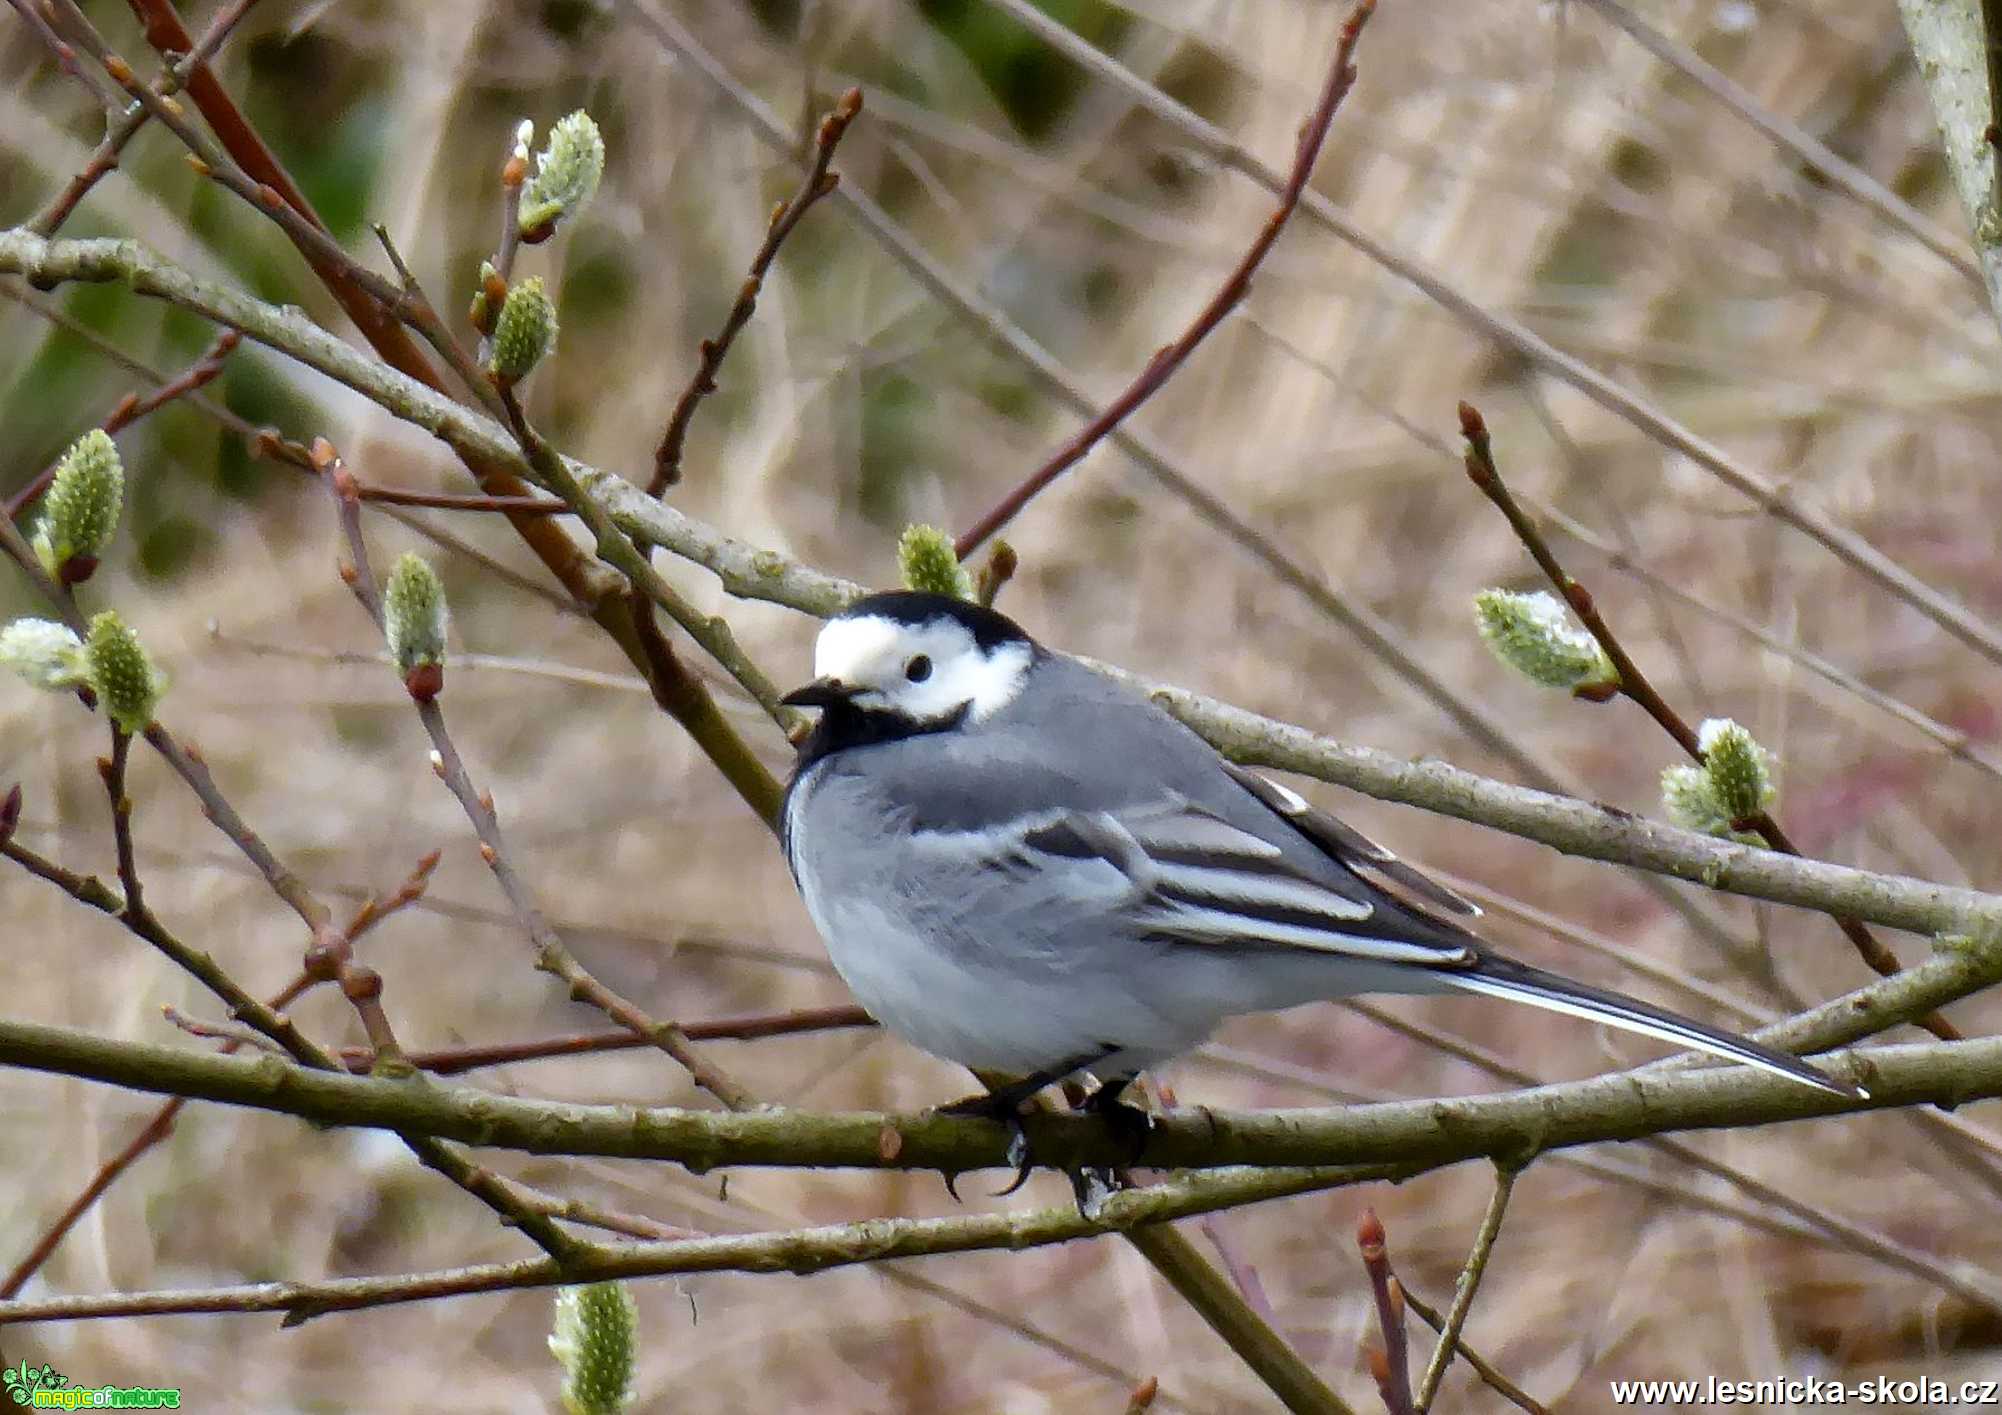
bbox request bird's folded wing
[1222,763,1481,918]
[956,797,1479,966]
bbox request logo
[1,1362,180,1409]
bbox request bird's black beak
[781,677,850,709]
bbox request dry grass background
[5,0,2002,1409]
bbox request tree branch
[8,229,2002,939]
[0,1161,1400,1326]
[1458,403,1959,1037]
[0,931,1996,1179]
[952,0,1376,558]
[647,89,862,495]
[1900,0,2002,341]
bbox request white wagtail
[780,591,1855,1174]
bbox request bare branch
[1413,1166,1518,1412]
[648,88,862,495]
[10,231,2002,939]
[1458,403,1959,1038]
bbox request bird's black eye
[904,654,932,683]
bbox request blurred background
[5,0,2002,1408]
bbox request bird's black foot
[1082,1075,1157,1167]
[1053,1075,1153,1218]
[1067,1163,1128,1219]
[935,1050,1119,1202]
[935,1090,1037,1198]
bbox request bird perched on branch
[780,591,1857,1183]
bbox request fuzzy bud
[34,429,124,584]
[0,618,88,690]
[519,110,605,240]
[897,524,975,601]
[382,553,449,698]
[550,1282,637,1415]
[1660,763,1732,838]
[1697,717,1776,823]
[84,611,161,733]
[1472,589,1617,694]
[468,260,505,335]
[488,277,557,385]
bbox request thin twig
[1399,1285,1545,1415]
[610,0,1760,967]
[1457,401,1960,1042]
[6,331,241,521]
[161,1004,288,1054]
[0,853,438,1299]
[352,484,570,515]
[16,231,2002,938]
[317,439,755,1110]
[952,1,1376,558]
[493,384,792,817]
[336,1004,876,1076]
[1574,0,1980,289]
[26,0,265,235]
[975,0,2002,673]
[1413,1165,1519,1412]
[1196,1216,1278,1326]
[1356,1209,1414,1415]
[100,726,143,924]
[647,88,862,495]
[1126,1221,1359,1415]
[0,1162,1402,1327]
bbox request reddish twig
[350,485,570,516]
[1196,1216,1278,1326]
[27,0,266,235]
[335,1004,877,1076]
[0,650,578,1259]
[0,1092,182,1299]
[952,1,1376,558]
[1356,1209,1414,1415]
[98,0,785,833]
[343,850,443,940]
[318,439,754,1110]
[0,850,441,1299]
[6,331,241,521]
[1456,402,1960,1042]
[648,88,862,495]
[112,0,439,377]
[99,727,145,925]
[6,0,127,118]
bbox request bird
[779,589,1857,1175]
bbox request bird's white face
[811,612,1032,724]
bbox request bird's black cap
[836,590,1034,653]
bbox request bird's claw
[935,1092,1040,1198]
[991,1117,1035,1197]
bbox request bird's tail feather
[1446,954,1863,1099]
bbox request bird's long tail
[1445,954,1864,1099]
